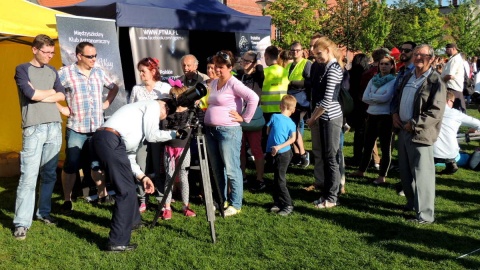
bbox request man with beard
[441,43,466,112]
[394,41,416,91]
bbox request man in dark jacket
[392,44,446,224]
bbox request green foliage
[447,0,480,56]
[264,0,328,49]
[321,0,370,52]
[385,4,445,49]
[356,0,391,52]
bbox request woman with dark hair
[350,55,396,184]
[129,57,171,213]
[306,37,344,209]
[204,50,259,216]
[348,53,372,166]
[235,51,266,191]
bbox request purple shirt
[205,76,259,127]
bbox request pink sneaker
[139,203,147,213]
[183,205,196,217]
[162,208,172,220]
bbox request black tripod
[151,108,224,243]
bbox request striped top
[316,60,343,121]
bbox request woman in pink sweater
[204,50,259,217]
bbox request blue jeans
[63,128,94,174]
[14,122,62,228]
[205,126,243,209]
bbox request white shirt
[102,100,177,177]
[129,81,171,103]
[441,54,465,92]
[434,105,480,159]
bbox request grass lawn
[1,106,480,269]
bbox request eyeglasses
[413,53,432,58]
[81,54,97,59]
[400,48,413,53]
[38,49,55,56]
[241,58,253,64]
[290,49,302,52]
[216,51,231,65]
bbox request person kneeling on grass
[266,95,297,216]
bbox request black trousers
[271,150,293,208]
[91,130,140,246]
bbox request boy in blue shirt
[266,95,297,216]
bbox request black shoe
[60,201,73,216]
[277,206,294,216]
[440,162,458,174]
[131,222,146,231]
[250,181,266,192]
[106,243,138,252]
[93,195,115,206]
[37,215,58,225]
[299,152,310,168]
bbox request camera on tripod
[170,82,208,109]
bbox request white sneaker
[224,206,241,217]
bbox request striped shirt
[58,63,116,133]
[317,60,343,121]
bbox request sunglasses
[81,54,97,59]
[216,51,231,65]
[400,48,413,53]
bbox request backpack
[338,69,354,115]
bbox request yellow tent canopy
[0,0,67,157]
[0,0,64,41]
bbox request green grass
[1,106,480,269]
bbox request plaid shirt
[59,63,116,133]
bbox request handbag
[287,89,310,107]
[241,106,265,131]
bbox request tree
[385,2,445,50]
[447,0,480,56]
[321,0,369,52]
[356,0,391,52]
[264,0,328,49]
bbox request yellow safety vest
[261,64,289,113]
[285,58,309,81]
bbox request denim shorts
[63,128,94,174]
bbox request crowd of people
[12,33,480,252]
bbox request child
[162,80,196,220]
[266,95,297,216]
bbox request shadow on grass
[291,202,480,269]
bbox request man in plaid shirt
[58,42,119,214]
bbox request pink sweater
[205,76,259,127]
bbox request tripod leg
[151,131,193,228]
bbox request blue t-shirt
[266,113,296,154]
